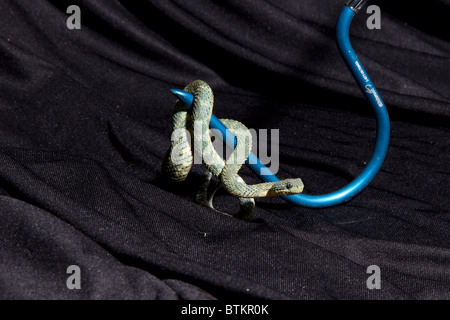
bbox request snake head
[270,178,304,196]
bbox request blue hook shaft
[170,4,390,208]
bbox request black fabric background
[0,0,449,300]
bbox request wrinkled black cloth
[0,0,449,300]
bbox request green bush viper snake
[162,80,304,220]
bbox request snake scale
[162,80,303,220]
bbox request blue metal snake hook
[170,1,390,208]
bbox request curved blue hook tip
[171,89,194,107]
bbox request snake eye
[286,182,293,189]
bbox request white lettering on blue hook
[365,85,384,107]
[355,61,369,83]
[355,63,383,107]
[365,84,375,94]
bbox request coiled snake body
[162,80,303,220]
